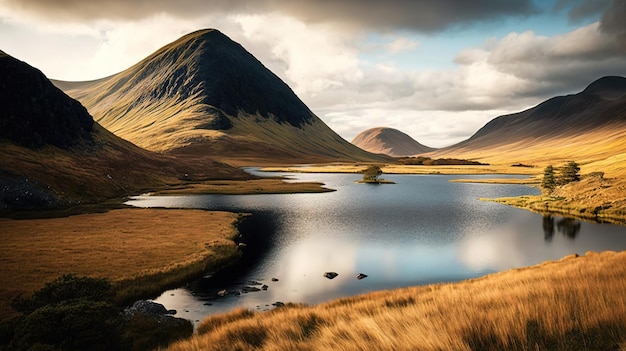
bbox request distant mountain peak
[352,127,436,157]
[0,51,93,149]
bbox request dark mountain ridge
[0,51,93,149]
[448,76,626,149]
[0,51,248,211]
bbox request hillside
[351,127,436,157]
[0,51,249,211]
[166,251,626,351]
[56,29,386,165]
[429,76,626,178]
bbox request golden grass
[165,251,626,351]
[481,172,626,224]
[152,178,333,195]
[0,208,241,321]
[261,163,540,175]
[428,125,626,179]
[449,177,540,185]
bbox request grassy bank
[261,163,539,175]
[483,173,626,225]
[165,251,626,351]
[152,178,333,195]
[0,208,243,321]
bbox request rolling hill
[0,50,249,211]
[56,29,386,165]
[351,127,436,157]
[429,76,626,176]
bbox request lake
[126,170,626,324]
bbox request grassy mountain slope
[0,51,249,211]
[57,29,386,164]
[351,127,437,157]
[429,76,626,178]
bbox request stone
[356,273,368,280]
[125,300,173,317]
[271,277,279,282]
[323,272,339,279]
[242,286,261,293]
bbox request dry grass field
[165,251,626,351]
[152,178,333,195]
[0,208,241,321]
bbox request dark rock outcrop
[323,272,339,279]
[0,51,93,149]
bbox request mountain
[0,51,248,211]
[429,76,626,169]
[56,29,385,164]
[351,127,436,157]
[0,52,94,149]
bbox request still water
[127,171,626,324]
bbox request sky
[1,0,625,147]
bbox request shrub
[541,165,556,192]
[362,165,383,182]
[11,274,113,314]
[558,161,580,185]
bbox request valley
[1,26,626,351]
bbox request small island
[355,165,396,184]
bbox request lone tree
[541,165,556,192]
[362,165,383,182]
[558,161,580,185]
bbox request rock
[323,272,339,279]
[217,289,228,297]
[242,286,261,293]
[238,242,248,248]
[356,273,368,280]
[248,280,263,285]
[262,284,269,290]
[124,300,174,317]
[272,301,285,307]
[271,277,279,282]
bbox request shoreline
[260,163,626,226]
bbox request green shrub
[11,274,113,314]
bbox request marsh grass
[152,178,333,195]
[0,208,242,320]
[165,251,626,351]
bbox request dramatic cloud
[599,0,626,42]
[553,0,611,23]
[452,21,626,101]
[3,0,539,31]
[1,0,623,147]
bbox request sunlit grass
[0,209,242,320]
[166,251,626,351]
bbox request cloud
[599,0,626,42]
[234,14,363,97]
[439,21,626,113]
[3,0,539,32]
[385,37,420,54]
[553,0,611,23]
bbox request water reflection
[542,215,581,241]
[126,172,626,324]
